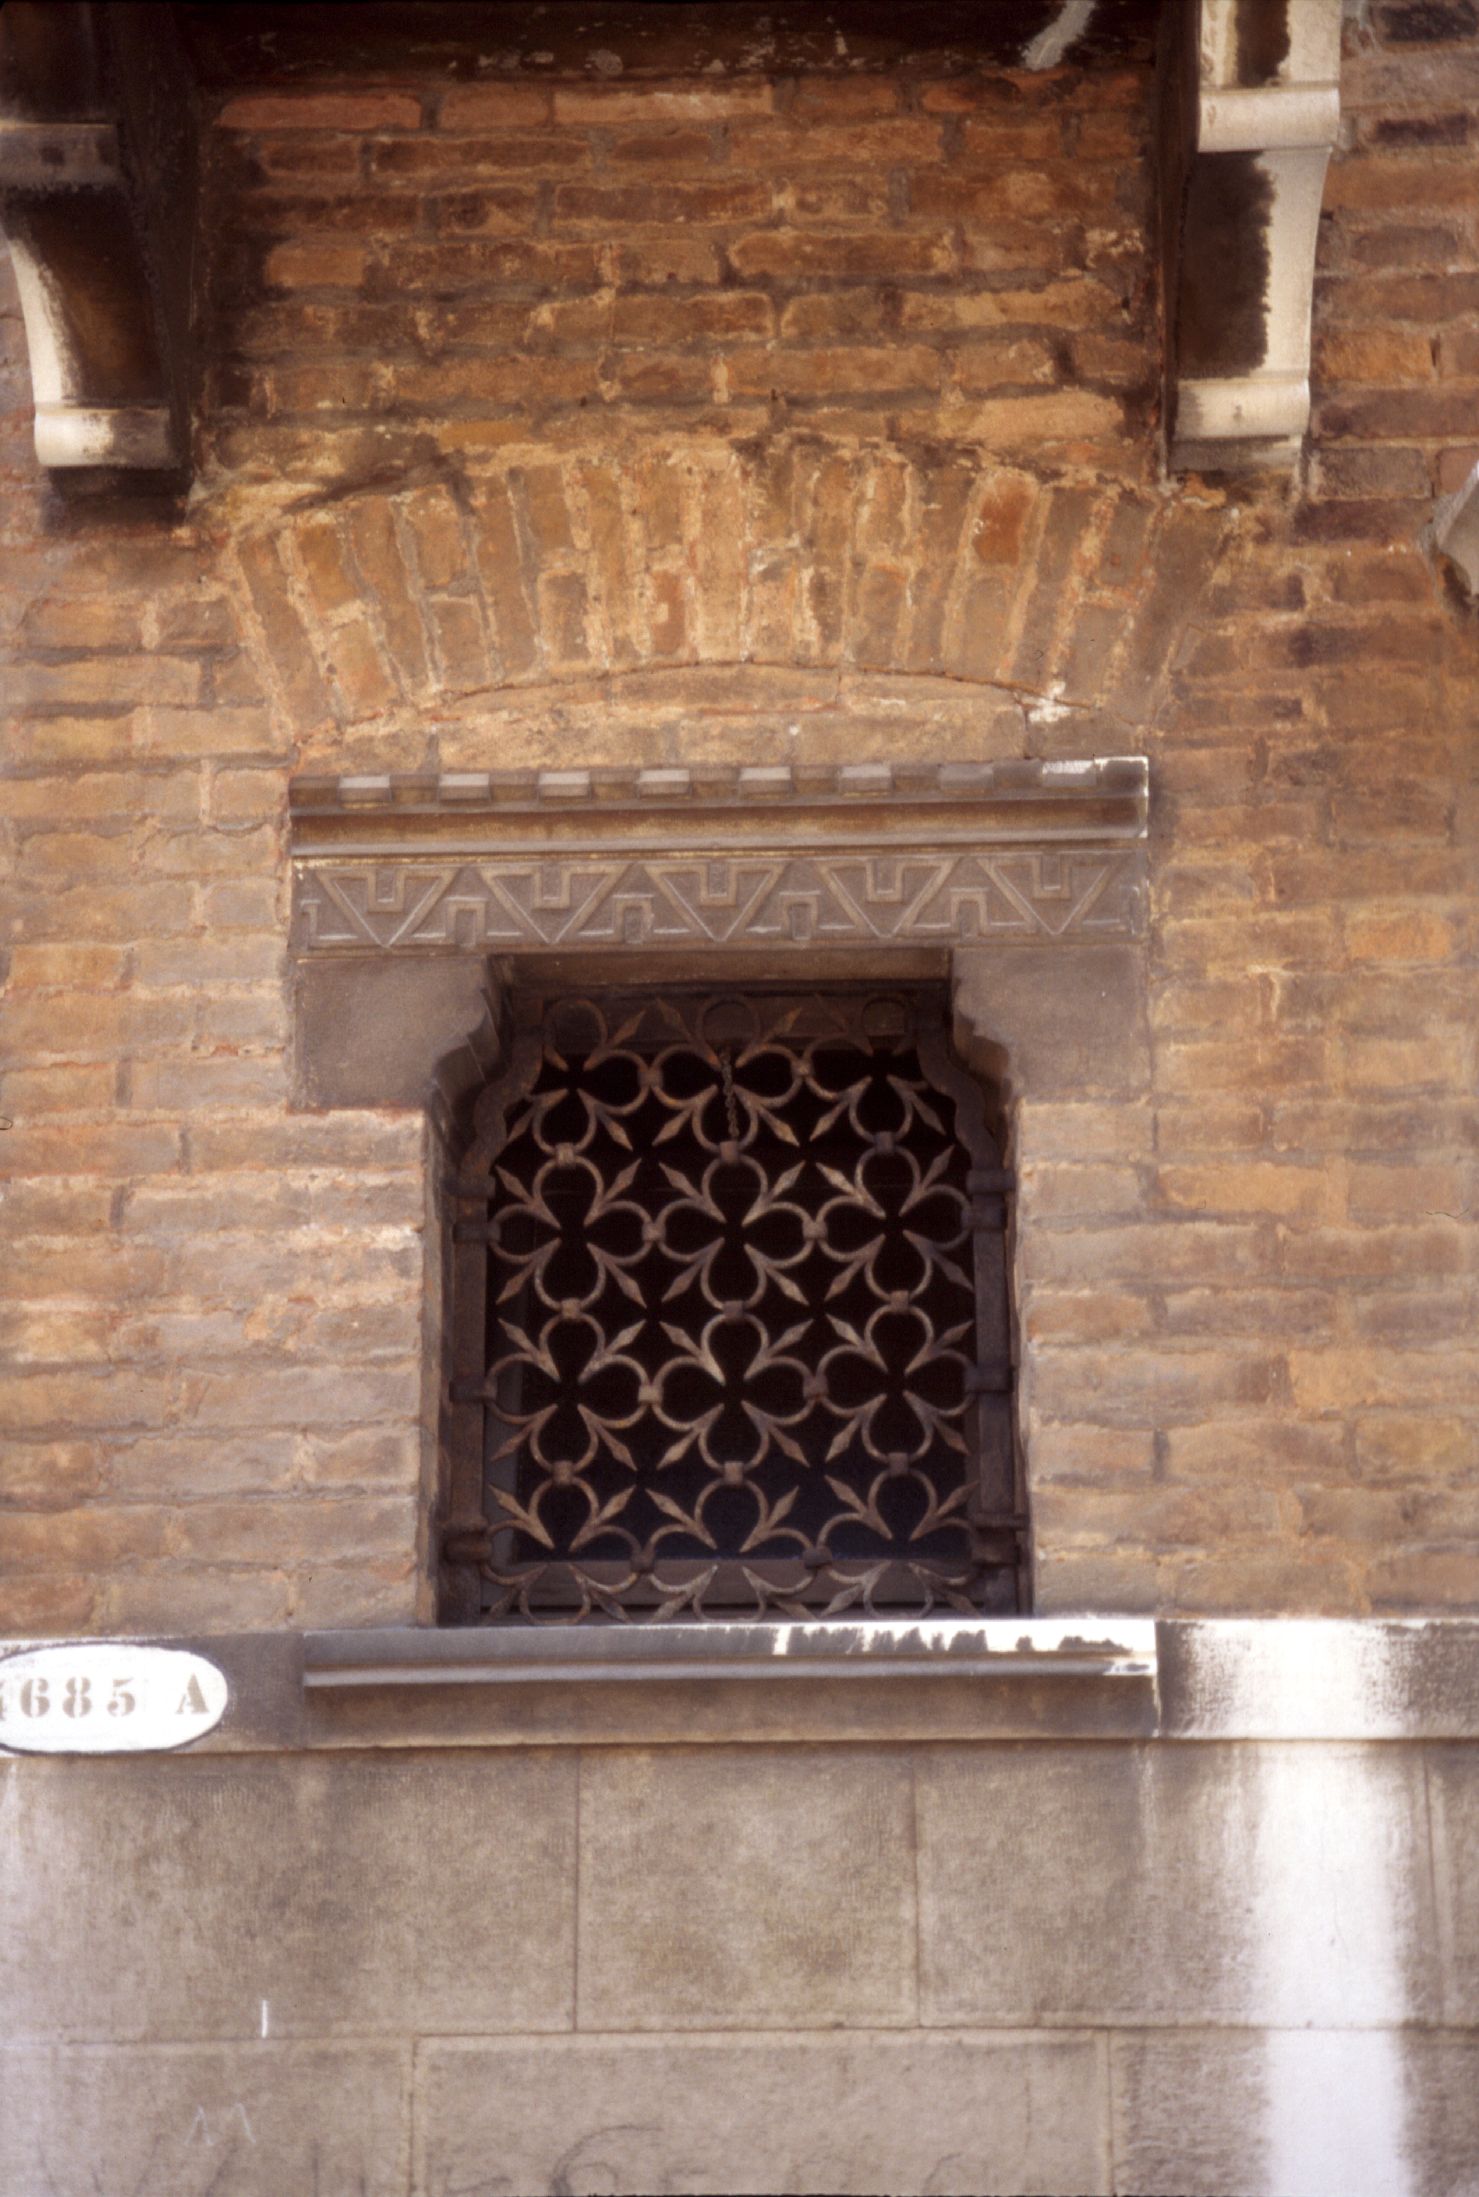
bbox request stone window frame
[287,756,1151,1634]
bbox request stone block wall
[2,1622,1477,2196]
[1,2,1477,1635]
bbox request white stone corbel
[0,3,187,472]
[1166,0,1344,473]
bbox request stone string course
[0,10,1476,1637]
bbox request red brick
[252,192,422,237]
[911,162,1125,221]
[218,90,423,132]
[1318,385,1479,439]
[606,127,720,167]
[385,239,604,292]
[953,337,1058,390]
[18,598,143,651]
[0,46,1474,1639]
[436,83,555,128]
[1325,154,1479,210]
[901,279,1123,331]
[786,178,894,226]
[468,479,540,678]
[0,1576,97,1635]
[433,186,544,236]
[397,484,470,590]
[609,352,714,404]
[726,346,942,400]
[728,118,944,168]
[728,230,955,279]
[778,292,893,342]
[1318,327,1436,381]
[234,536,333,727]
[611,235,722,286]
[553,179,771,227]
[926,390,1121,444]
[1324,271,1479,322]
[611,292,773,345]
[790,79,902,118]
[341,498,433,695]
[550,82,775,123]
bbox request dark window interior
[440,984,1023,1623]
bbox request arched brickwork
[223,440,1231,771]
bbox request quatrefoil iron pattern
[442,987,1022,1622]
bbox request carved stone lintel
[287,757,1151,1114]
[1164,0,1343,474]
[296,846,1145,957]
[290,757,1149,957]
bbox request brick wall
[1,9,1475,1634]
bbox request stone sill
[302,1616,1157,1690]
[4,1620,1479,1756]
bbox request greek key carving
[294,846,1145,953]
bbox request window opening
[440,985,1022,1622]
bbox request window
[439,984,1022,1623]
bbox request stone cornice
[291,756,1148,838]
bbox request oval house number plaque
[0,1643,228,1755]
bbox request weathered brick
[263,239,370,289]
[550,81,775,123]
[559,178,772,228]
[1030,1345,1282,1422]
[0,42,1475,1639]
[0,1574,97,1635]
[234,536,333,727]
[0,1441,106,1510]
[219,91,424,132]
[6,657,200,709]
[728,230,955,279]
[436,83,555,128]
[612,293,773,345]
[379,133,584,179]
[1318,326,1437,382]
[727,346,942,400]
[433,185,544,236]
[729,118,944,168]
[1157,1163,1338,1224]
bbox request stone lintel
[288,756,1149,956]
[286,756,1150,1111]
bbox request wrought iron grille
[440,986,1023,1623]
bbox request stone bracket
[0,2,194,473]
[1163,0,1343,474]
